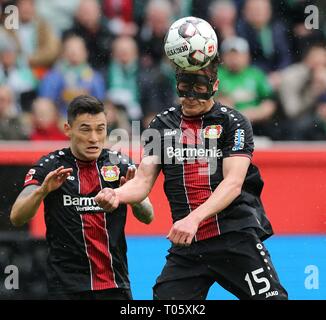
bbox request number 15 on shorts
[245,268,271,296]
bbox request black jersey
[23,148,133,293]
[144,103,273,242]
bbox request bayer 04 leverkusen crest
[203,125,223,139]
[100,165,120,182]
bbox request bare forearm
[188,179,242,224]
[131,197,154,224]
[10,187,47,227]
[115,177,151,204]
[167,157,250,246]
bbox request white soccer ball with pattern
[164,16,218,71]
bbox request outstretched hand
[40,166,73,195]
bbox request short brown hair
[175,54,221,81]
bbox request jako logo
[164,130,177,136]
[265,291,279,299]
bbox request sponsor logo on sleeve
[232,129,245,151]
[24,169,36,183]
[100,165,120,182]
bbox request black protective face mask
[176,73,216,100]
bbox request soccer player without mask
[93,17,288,300]
[10,95,154,300]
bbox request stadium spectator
[138,0,173,67]
[0,31,37,112]
[277,45,326,122]
[217,37,277,138]
[35,0,81,36]
[294,93,326,141]
[284,0,326,63]
[237,0,291,88]
[102,0,138,36]
[208,0,238,42]
[0,86,28,140]
[39,35,106,116]
[29,98,68,141]
[134,0,192,29]
[94,54,288,300]
[12,0,61,79]
[104,98,132,136]
[169,0,193,21]
[10,95,154,300]
[106,36,142,121]
[191,0,214,21]
[139,56,177,128]
[63,0,113,72]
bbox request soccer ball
[164,16,218,71]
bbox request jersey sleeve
[23,155,56,188]
[143,117,163,159]
[222,110,254,159]
[118,154,136,179]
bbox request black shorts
[153,228,288,300]
[48,288,132,300]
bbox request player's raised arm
[119,165,154,225]
[94,156,161,212]
[118,156,161,203]
[10,166,73,227]
[167,156,250,245]
[189,156,250,221]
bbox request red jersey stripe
[77,160,117,290]
[180,117,220,241]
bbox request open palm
[41,166,73,194]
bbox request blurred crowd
[0,0,325,141]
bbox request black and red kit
[23,148,133,294]
[144,103,288,300]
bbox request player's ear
[63,123,72,138]
[213,79,219,91]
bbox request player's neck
[70,148,98,164]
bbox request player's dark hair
[175,54,221,81]
[67,95,105,124]
[202,54,221,81]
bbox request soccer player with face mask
[92,17,288,300]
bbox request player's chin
[84,148,101,160]
[182,105,203,116]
